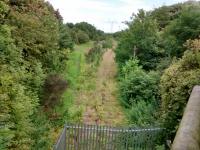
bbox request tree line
[115,0,200,142]
[1,0,200,149]
[0,0,106,149]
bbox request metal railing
[54,123,164,150]
[54,127,67,150]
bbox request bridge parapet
[172,86,200,150]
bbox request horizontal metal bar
[65,125,164,132]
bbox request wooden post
[133,46,137,58]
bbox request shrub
[102,38,113,49]
[127,100,157,126]
[76,30,90,44]
[86,42,104,66]
[160,39,200,139]
[119,59,160,108]
[43,74,68,110]
[0,24,38,149]
[59,24,74,50]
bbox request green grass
[74,41,93,52]
[55,41,126,126]
[56,42,94,124]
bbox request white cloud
[46,0,188,33]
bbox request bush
[102,38,113,49]
[31,111,52,150]
[86,42,105,66]
[119,59,160,125]
[119,59,160,108]
[127,100,157,126]
[59,24,74,50]
[76,30,90,44]
[160,39,200,139]
[43,74,68,110]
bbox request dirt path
[76,49,126,126]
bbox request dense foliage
[86,41,109,67]
[74,22,104,41]
[0,23,37,150]
[0,1,40,149]
[67,22,105,44]
[119,59,160,125]
[160,39,200,138]
[76,30,90,44]
[115,9,163,70]
[162,5,200,57]
[150,3,182,29]
[116,1,200,141]
[59,24,74,50]
[1,0,200,148]
[0,0,101,149]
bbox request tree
[6,0,61,73]
[59,24,74,50]
[150,4,183,29]
[119,59,160,125]
[76,30,90,44]
[119,59,160,107]
[115,9,163,70]
[0,1,69,149]
[75,22,99,40]
[0,24,38,150]
[162,4,200,57]
[66,22,105,44]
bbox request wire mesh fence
[54,123,165,150]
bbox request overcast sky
[46,0,188,33]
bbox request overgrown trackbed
[76,49,126,126]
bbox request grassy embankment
[59,41,94,123]
[51,42,94,143]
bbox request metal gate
[54,124,164,150]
